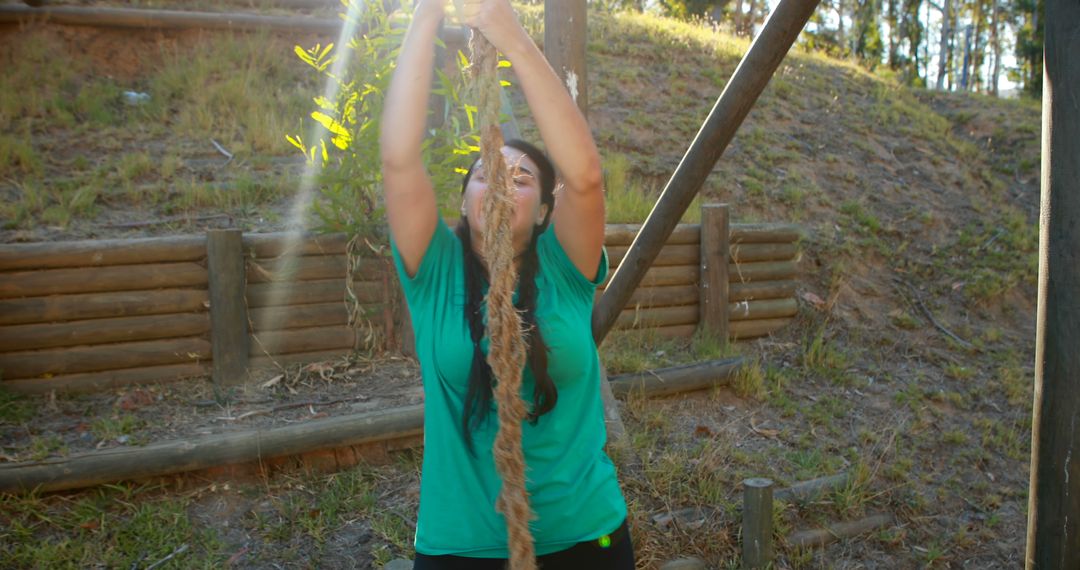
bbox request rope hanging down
[467,29,537,570]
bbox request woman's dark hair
[455,139,557,452]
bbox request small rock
[117,389,154,411]
[116,435,130,444]
[383,559,412,570]
[660,557,706,570]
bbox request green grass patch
[0,388,37,424]
[602,152,700,223]
[0,133,42,177]
[0,484,226,568]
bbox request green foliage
[290,0,475,241]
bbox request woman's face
[462,146,549,254]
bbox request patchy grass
[603,151,701,223]
[0,28,315,236]
[0,484,226,568]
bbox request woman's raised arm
[460,0,606,280]
[380,0,446,277]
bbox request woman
[379,0,633,567]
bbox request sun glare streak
[258,0,367,345]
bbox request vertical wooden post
[699,203,730,340]
[544,0,587,117]
[742,478,774,569]
[1025,0,1080,565]
[207,229,249,387]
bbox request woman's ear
[535,203,551,226]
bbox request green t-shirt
[390,218,627,558]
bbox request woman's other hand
[458,0,528,53]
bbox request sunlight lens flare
[258,0,367,341]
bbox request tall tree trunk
[887,0,899,68]
[990,0,1001,95]
[961,23,972,90]
[1029,4,1040,90]
[936,0,951,89]
[972,0,985,92]
[837,0,847,54]
[746,0,758,36]
[734,0,745,35]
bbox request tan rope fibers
[467,29,537,570]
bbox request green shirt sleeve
[389,217,459,309]
[537,224,609,298]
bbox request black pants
[412,519,634,570]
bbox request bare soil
[0,355,422,463]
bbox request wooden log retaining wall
[0,206,801,393]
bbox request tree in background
[1012,0,1043,96]
[853,0,884,68]
[599,0,1039,97]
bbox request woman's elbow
[567,156,604,196]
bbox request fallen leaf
[750,418,780,438]
[260,374,284,389]
[694,425,713,437]
[799,291,826,309]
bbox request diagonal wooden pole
[591,0,820,344]
[1024,0,1080,565]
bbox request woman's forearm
[500,30,602,194]
[380,4,444,169]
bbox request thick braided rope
[468,31,537,570]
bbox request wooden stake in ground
[468,30,537,570]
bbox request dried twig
[144,543,189,570]
[214,395,367,422]
[210,138,234,163]
[893,278,976,351]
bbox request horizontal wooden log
[246,255,388,283]
[248,348,360,371]
[729,318,793,340]
[245,279,385,308]
[243,232,349,258]
[774,473,851,503]
[0,289,207,326]
[0,235,205,271]
[608,357,744,398]
[728,260,797,283]
[652,324,698,339]
[250,325,356,356]
[0,313,209,352]
[602,285,699,308]
[0,404,425,493]
[249,303,350,331]
[0,4,466,41]
[1,363,208,395]
[729,223,803,244]
[604,224,700,247]
[728,298,798,322]
[614,305,698,329]
[603,265,699,289]
[0,337,211,379]
[607,244,699,267]
[730,242,797,263]
[786,513,893,549]
[728,280,797,302]
[0,263,208,299]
